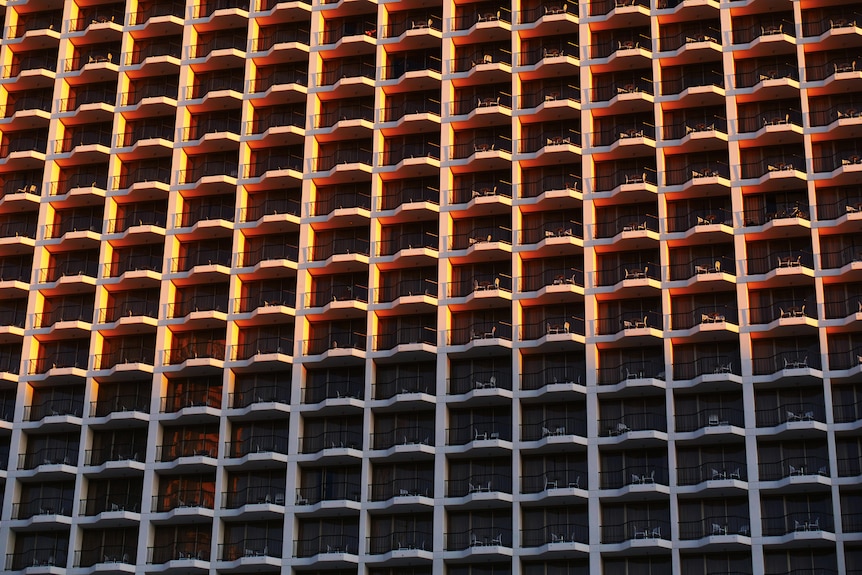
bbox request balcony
[594,262,660,287]
[165,340,226,365]
[589,0,648,16]
[672,355,740,382]
[762,512,833,537]
[6,549,68,571]
[219,538,282,561]
[814,150,862,175]
[520,366,585,391]
[521,416,586,442]
[251,67,308,93]
[675,407,745,432]
[12,496,74,519]
[222,485,286,508]
[369,476,433,500]
[592,167,657,193]
[595,311,662,337]
[367,531,432,554]
[29,350,88,373]
[318,59,375,87]
[155,439,218,461]
[84,445,143,466]
[677,461,747,486]
[371,427,434,450]
[89,392,151,417]
[755,403,826,427]
[226,435,289,457]
[446,423,511,445]
[601,519,670,544]
[520,316,585,343]
[294,534,358,557]
[446,323,513,346]
[520,2,577,24]
[229,385,290,408]
[668,255,735,282]
[451,46,512,74]
[298,429,363,453]
[232,336,294,360]
[829,346,862,372]
[678,515,751,539]
[75,545,136,568]
[518,267,584,293]
[309,237,369,261]
[596,359,664,386]
[589,77,653,105]
[313,146,373,173]
[172,248,231,272]
[734,62,799,89]
[445,528,512,551]
[598,412,667,438]
[105,253,162,278]
[24,397,83,420]
[113,165,171,191]
[521,523,588,547]
[752,349,821,376]
[373,326,436,352]
[148,543,210,564]
[590,121,654,149]
[664,161,730,188]
[448,371,512,395]
[33,302,93,328]
[49,172,108,196]
[18,446,79,469]
[758,457,830,481]
[666,208,733,233]
[296,479,362,505]
[746,250,813,276]
[79,493,142,515]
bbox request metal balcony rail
[519,173,581,199]
[244,153,303,179]
[672,354,741,380]
[448,370,511,394]
[296,480,362,505]
[521,469,583,493]
[367,530,432,554]
[314,147,373,172]
[171,249,232,271]
[763,512,833,536]
[521,316,586,340]
[33,302,93,327]
[665,160,730,186]
[446,422,512,444]
[105,253,163,277]
[517,42,579,66]
[675,406,745,432]
[155,438,218,461]
[447,473,513,497]
[752,348,821,375]
[311,189,371,216]
[0,350,21,374]
[24,398,83,421]
[176,204,235,227]
[6,14,61,37]
[229,384,290,408]
[18,446,79,469]
[448,226,512,250]
[521,523,588,546]
[371,425,434,449]
[315,104,373,129]
[301,379,363,403]
[89,393,151,416]
[248,108,305,135]
[659,27,721,51]
[746,298,813,325]
[318,60,375,85]
[598,412,668,437]
[69,6,124,31]
[298,429,363,453]
[84,444,143,466]
[733,19,795,44]
[293,534,358,557]
[590,0,648,16]
[520,2,576,23]
[3,176,42,196]
[186,75,244,99]
[824,293,862,320]
[222,485,286,508]
[590,122,654,147]
[597,359,664,385]
[320,20,378,44]
[382,97,441,122]
[305,284,369,307]
[742,205,808,228]
[595,310,663,335]
[746,249,813,275]
[590,34,651,59]
[219,538,282,561]
[191,32,247,58]
[802,12,862,36]
[93,346,156,369]
[380,141,441,165]
[379,182,440,209]
[2,93,52,117]
[44,214,102,238]
[12,496,74,519]
[375,233,438,257]
[445,528,512,550]
[309,237,369,261]
[452,5,512,29]
[589,77,653,102]
[29,351,87,373]
[521,416,587,441]
[50,173,108,195]
[0,308,24,328]
[121,80,179,105]
[660,69,724,95]
[37,259,99,282]
[381,13,442,37]
[663,115,728,140]
[182,118,241,141]
[451,181,513,203]
[2,134,47,155]
[3,55,57,77]
[521,366,585,390]
[735,63,799,89]
[739,107,803,133]
[811,101,862,126]
[666,207,732,232]
[519,129,581,153]
[252,68,308,91]
[65,48,119,72]
[240,197,300,221]
[446,322,513,345]
[79,494,141,515]
[239,243,299,266]
[181,160,240,182]
[670,305,739,330]
[759,457,830,481]
[373,326,436,350]
[520,84,580,109]
[233,292,297,313]
[232,336,294,360]
[452,47,512,73]
[226,435,289,457]
[253,28,311,52]
[756,403,825,427]
[679,515,752,539]
[814,149,862,173]
[372,375,435,398]
[668,254,735,281]
[129,1,185,24]
[446,275,512,298]
[164,340,226,364]
[593,166,657,192]
[127,41,182,65]
[113,166,171,189]
[6,549,67,571]
[601,518,670,544]
[107,210,167,233]
[829,345,862,371]
[451,134,512,159]
[75,545,136,568]
[302,332,366,355]
[817,192,862,220]
[369,476,433,500]
[148,543,209,564]
[194,0,250,17]
[838,456,862,477]
[595,214,658,239]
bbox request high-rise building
[0,0,860,573]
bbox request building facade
[0,0,860,573]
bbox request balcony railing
[193,0,250,17]
[756,403,826,427]
[521,469,583,493]
[666,207,732,232]
[23,397,83,422]
[382,54,442,80]
[589,77,653,102]
[521,366,585,390]
[446,423,511,445]
[165,340,226,364]
[675,407,745,432]
[519,130,581,153]
[294,534,358,557]
[520,83,580,109]
[18,446,79,469]
[752,349,821,375]
[75,545,137,568]
[370,426,435,450]
[446,323,513,345]
[106,254,162,277]
[601,519,670,544]
[89,393,151,416]
[759,457,830,481]
[380,141,441,165]
[229,385,290,407]
[94,346,156,370]
[522,523,588,546]
[114,166,171,190]
[79,493,142,515]
[186,75,244,100]
[33,302,93,327]
[520,316,585,341]
[180,160,239,183]
[381,14,442,37]
[29,351,88,373]
[298,429,363,453]
[452,47,512,73]
[367,531,432,554]
[747,298,812,324]
[451,135,513,159]
[382,97,441,122]
[253,28,311,51]
[679,515,751,539]
[309,238,369,261]
[595,310,662,335]
[84,444,143,466]
[445,528,511,550]
[449,227,512,250]
[122,79,179,105]
[668,255,735,281]
[448,370,512,394]
[665,161,730,186]
[593,167,657,192]
[155,439,218,461]
[295,480,361,505]
[191,32,247,58]
[225,435,289,457]
[373,326,436,350]
[677,461,747,485]
[161,389,220,413]
[746,250,813,275]
[739,108,803,133]
[451,181,513,203]
[814,150,862,173]
[126,41,182,65]
[369,476,433,500]
[762,512,833,536]
[171,249,232,271]
[232,337,293,360]
[590,0,648,16]
[318,61,375,85]
[222,485,286,508]
[314,147,373,172]
[597,359,664,385]
[735,63,799,88]
[148,543,210,564]
[374,279,438,303]
[518,41,579,66]
[520,2,576,23]
[252,68,308,92]
[168,294,229,318]
[372,375,435,399]
[6,549,67,571]
[452,6,512,29]
[598,412,667,436]
[672,355,740,380]
[12,497,74,519]
[239,244,299,267]
[521,417,586,441]
[219,538,282,561]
